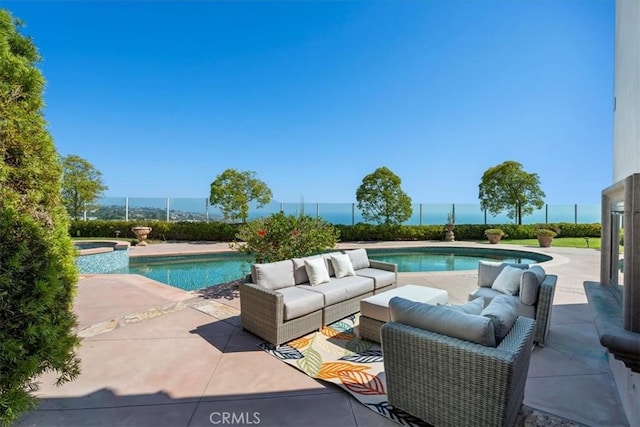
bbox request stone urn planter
[132,226,152,246]
[535,229,557,247]
[444,223,455,242]
[443,212,455,242]
[485,229,505,244]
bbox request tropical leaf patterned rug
[258,314,585,427]
[258,314,429,427]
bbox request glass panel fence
[87,199,601,225]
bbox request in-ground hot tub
[74,240,130,274]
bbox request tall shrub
[0,10,80,424]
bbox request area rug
[258,314,429,426]
[258,314,584,427]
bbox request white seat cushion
[360,285,448,322]
[277,287,325,321]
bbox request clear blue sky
[3,0,614,204]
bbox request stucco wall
[610,3,640,426]
[613,0,640,180]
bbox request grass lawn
[492,237,601,250]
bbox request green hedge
[335,222,601,241]
[70,220,240,241]
[69,220,601,242]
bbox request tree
[209,169,273,223]
[0,10,80,424]
[61,154,108,219]
[356,166,413,225]
[478,160,545,225]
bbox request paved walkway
[16,242,629,427]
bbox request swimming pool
[117,247,551,292]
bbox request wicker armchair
[468,262,557,346]
[381,316,535,427]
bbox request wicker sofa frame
[531,274,557,345]
[382,316,536,427]
[240,259,397,346]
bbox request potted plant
[485,228,505,244]
[535,228,557,247]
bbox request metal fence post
[545,204,549,223]
[352,203,355,226]
[125,197,129,222]
[205,198,209,222]
[166,198,170,222]
[419,203,423,226]
[575,204,578,224]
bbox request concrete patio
[15,242,630,427]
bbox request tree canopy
[478,160,545,224]
[0,10,80,424]
[61,154,108,219]
[356,166,413,225]
[209,169,273,223]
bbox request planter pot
[443,224,455,241]
[537,235,554,247]
[486,234,503,244]
[132,226,152,246]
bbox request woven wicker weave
[240,260,397,346]
[533,275,557,346]
[382,316,535,427]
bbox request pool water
[116,247,550,292]
[115,253,254,292]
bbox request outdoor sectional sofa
[239,248,397,346]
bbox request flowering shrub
[232,212,340,263]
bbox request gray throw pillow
[481,294,518,343]
[389,297,496,347]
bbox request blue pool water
[114,248,550,292]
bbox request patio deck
[16,242,629,427]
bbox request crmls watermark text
[209,412,261,425]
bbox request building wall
[613,0,640,180]
[610,2,639,426]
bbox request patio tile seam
[528,371,612,380]
[196,389,344,404]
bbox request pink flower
[258,229,266,237]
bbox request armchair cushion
[389,297,496,347]
[443,297,485,314]
[481,294,518,343]
[478,261,528,288]
[521,265,546,305]
[491,265,524,296]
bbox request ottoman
[359,285,448,342]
